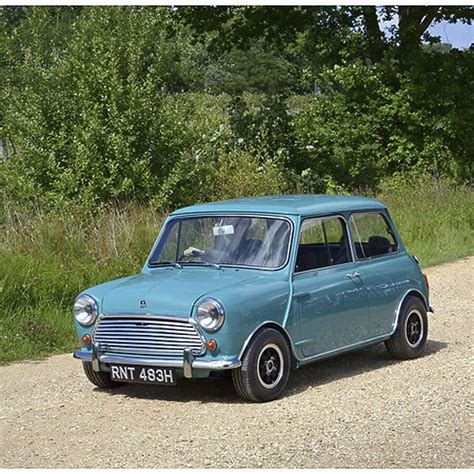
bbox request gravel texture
[1,256,472,468]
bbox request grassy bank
[0,205,165,363]
[378,174,473,267]
[1,176,472,363]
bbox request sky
[381,12,473,50]
[428,21,473,49]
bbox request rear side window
[296,216,351,272]
[349,212,398,259]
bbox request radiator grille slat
[95,327,197,335]
[93,316,205,356]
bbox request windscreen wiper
[151,260,183,269]
[201,262,221,270]
[178,261,222,270]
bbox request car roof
[171,194,386,217]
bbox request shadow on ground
[98,339,447,405]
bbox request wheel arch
[392,289,429,334]
[404,289,428,311]
[237,321,299,369]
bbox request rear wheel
[232,328,291,402]
[385,296,428,359]
[82,361,120,389]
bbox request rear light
[423,273,429,291]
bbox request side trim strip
[296,334,390,366]
[238,320,393,367]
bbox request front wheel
[82,361,120,389]
[385,296,428,359]
[232,328,291,402]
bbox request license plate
[110,364,176,385]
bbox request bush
[0,8,222,209]
[291,56,474,190]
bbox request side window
[295,216,350,272]
[350,212,398,259]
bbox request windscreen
[149,216,291,269]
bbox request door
[292,215,369,358]
[348,211,408,337]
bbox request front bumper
[73,344,241,379]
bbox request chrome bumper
[73,344,241,379]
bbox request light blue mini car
[73,195,433,402]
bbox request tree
[379,6,473,64]
[177,6,474,64]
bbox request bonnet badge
[139,299,147,309]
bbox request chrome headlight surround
[196,298,225,332]
[73,294,98,326]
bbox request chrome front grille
[93,315,205,356]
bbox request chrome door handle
[346,271,361,278]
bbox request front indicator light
[82,334,92,344]
[207,340,218,351]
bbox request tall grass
[0,205,165,363]
[1,176,472,363]
[378,174,474,267]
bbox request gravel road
[1,256,472,468]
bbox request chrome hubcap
[405,310,424,348]
[257,343,284,389]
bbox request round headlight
[73,294,98,326]
[196,298,225,332]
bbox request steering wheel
[179,246,205,261]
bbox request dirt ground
[0,256,472,468]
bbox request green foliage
[1,6,473,211]
[177,6,474,70]
[291,54,474,189]
[206,150,287,201]
[203,42,298,95]
[228,94,293,159]
[0,7,208,208]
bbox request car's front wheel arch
[238,321,297,369]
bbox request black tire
[232,328,291,402]
[385,296,428,359]
[82,361,120,389]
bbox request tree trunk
[362,7,386,63]
[398,6,439,54]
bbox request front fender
[194,274,295,359]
